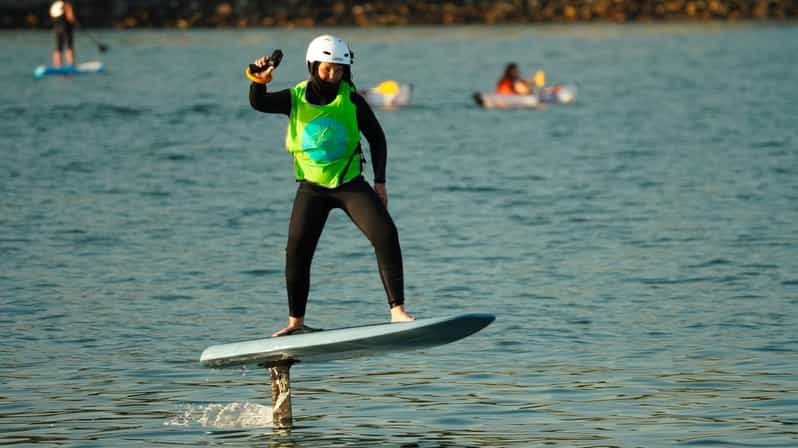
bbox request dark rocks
[3,0,796,29]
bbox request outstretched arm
[248,56,291,115]
[249,83,291,115]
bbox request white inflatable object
[474,84,577,109]
[360,81,412,109]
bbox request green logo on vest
[301,117,349,163]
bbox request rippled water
[2,24,797,446]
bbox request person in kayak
[50,1,75,68]
[496,63,532,95]
[247,35,415,337]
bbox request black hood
[307,61,354,103]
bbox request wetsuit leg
[336,178,405,309]
[285,182,333,318]
[65,25,74,51]
[54,27,66,53]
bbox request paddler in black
[50,1,75,68]
[248,35,415,337]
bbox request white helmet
[305,35,354,65]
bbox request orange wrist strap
[246,67,267,84]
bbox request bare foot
[390,305,416,322]
[272,316,304,337]
[272,325,303,337]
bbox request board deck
[200,313,495,369]
[34,61,104,78]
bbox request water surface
[1,24,797,447]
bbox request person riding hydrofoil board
[246,35,416,337]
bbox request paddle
[532,70,546,94]
[85,31,108,53]
[531,70,546,110]
[73,19,108,53]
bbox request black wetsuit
[249,79,405,318]
[52,4,73,53]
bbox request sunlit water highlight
[166,402,273,429]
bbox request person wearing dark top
[49,1,75,67]
[247,35,415,337]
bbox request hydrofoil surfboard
[200,313,495,369]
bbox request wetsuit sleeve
[351,92,387,183]
[249,83,291,116]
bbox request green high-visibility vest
[285,80,361,188]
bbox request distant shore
[3,0,796,29]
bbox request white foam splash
[165,403,273,429]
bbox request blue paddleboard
[34,61,104,78]
[200,313,495,368]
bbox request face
[317,62,345,83]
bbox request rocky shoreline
[5,0,796,29]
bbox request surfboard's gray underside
[200,313,495,369]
